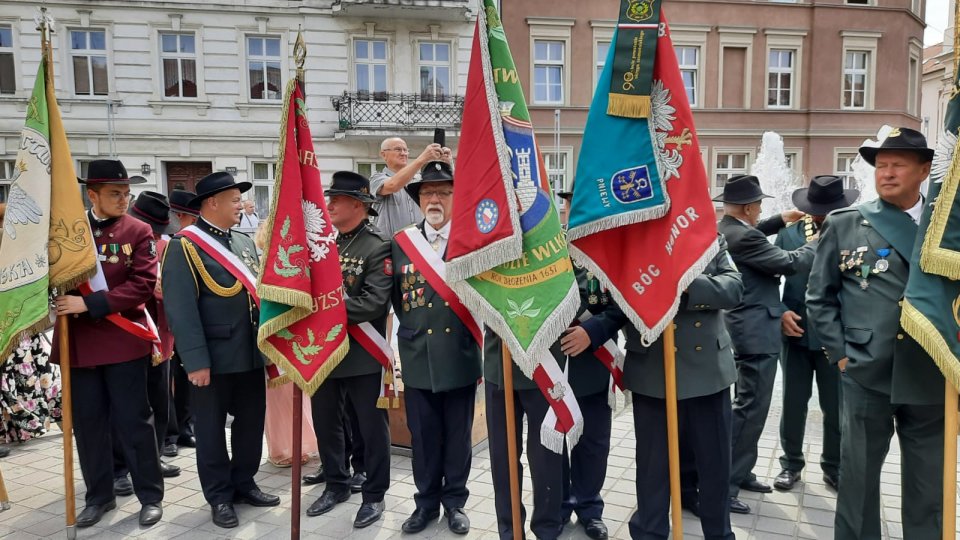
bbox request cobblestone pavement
[1,370,958,539]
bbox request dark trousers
[835,375,943,540]
[679,435,698,506]
[486,383,563,540]
[405,384,476,513]
[561,391,611,523]
[344,394,364,473]
[115,360,170,477]
[630,390,734,540]
[165,354,194,445]
[191,369,266,505]
[72,356,163,506]
[778,342,841,477]
[729,351,778,495]
[311,373,390,502]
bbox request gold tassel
[901,300,960,394]
[607,94,651,119]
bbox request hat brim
[404,178,453,207]
[791,188,860,216]
[188,181,253,209]
[170,203,200,217]
[324,190,379,216]
[128,208,180,235]
[711,193,773,204]
[82,176,148,185]
[858,146,935,167]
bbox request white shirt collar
[905,196,923,224]
[425,220,451,242]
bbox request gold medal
[403,303,410,312]
[588,294,599,305]
[108,255,119,264]
[417,297,425,306]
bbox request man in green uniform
[773,175,858,492]
[807,127,944,539]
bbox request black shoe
[445,508,470,535]
[160,461,181,478]
[774,469,801,491]
[302,466,326,485]
[234,488,280,507]
[306,490,350,517]
[729,497,751,514]
[740,479,772,493]
[177,435,197,448]
[161,443,178,458]
[76,500,117,528]
[113,475,134,497]
[823,473,839,490]
[354,500,384,528]
[349,472,366,493]
[402,508,440,533]
[0,446,10,458]
[139,503,162,527]
[211,503,238,528]
[582,518,608,540]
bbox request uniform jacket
[331,221,392,379]
[161,218,265,375]
[482,258,623,397]
[806,199,944,405]
[775,219,822,351]
[720,214,817,355]
[618,236,743,400]
[390,222,482,392]
[51,212,157,368]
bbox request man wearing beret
[807,127,945,539]
[306,171,393,529]
[162,172,280,529]
[391,161,482,535]
[715,175,814,513]
[772,176,858,493]
[51,160,164,528]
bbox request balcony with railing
[330,0,473,21]
[333,92,464,133]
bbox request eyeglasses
[102,191,133,201]
[385,147,409,154]
[419,190,453,200]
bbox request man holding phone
[370,135,451,237]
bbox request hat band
[131,205,170,225]
[170,202,200,215]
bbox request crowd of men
[51,126,945,540]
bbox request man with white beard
[390,161,482,535]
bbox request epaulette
[365,222,390,241]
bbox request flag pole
[501,343,523,539]
[943,381,958,540]
[663,322,682,538]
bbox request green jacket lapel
[856,199,917,262]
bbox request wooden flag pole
[663,322,683,539]
[501,343,523,540]
[58,315,77,539]
[291,386,303,540]
[942,381,958,540]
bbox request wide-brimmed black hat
[189,172,252,209]
[129,191,178,235]
[556,190,573,201]
[859,126,934,166]
[405,161,454,206]
[169,189,200,217]
[791,175,859,216]
[325,171,379,216]
[81,160,147,185]
[712,175,772,204]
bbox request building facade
[0,0,476,211]
[500,0,926,198]
[921,0,955,149]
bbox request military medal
[873,248,890,273]
[860,264,871,290]
[588,278,599,305]
[121,243,133,256]
[98,244,107,262]
[94,229,103,238]
[839,250,850,271]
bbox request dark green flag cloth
[901,50,960,390]
[606,0,661,118]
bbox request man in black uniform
[392,161,482,535]
[162,172,280,529]
[306,171,392,529]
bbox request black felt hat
[556,190,573,201]
[169,189,200,217]
[325,171,379,216]
[82,160,147,185]
[129,191,178,235]
[858,127,934,166]
[188,172,252,209]
[791,175,859,216]
[405,161,454,206]
[712,175,772,204]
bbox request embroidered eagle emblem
[302,199,336,262]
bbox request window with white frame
[418,42,451,101]
[842,50,868,109]
[77,160,94,208]
[0,25,14,95]
[714,152,750,193]
[160,32,198,98]
[595,41,609,84]
[70,29,108,96]
[251,162,276,216]
[357,161,386,180]
[247,36,281,101]
[675,46,700,107]
[835,151,858,189]
[907,42,921,116]
[533,40,564,105]
[355,39,387,99]
[0,159,16,203]
[784,151,799,174]
[542,149,569,193]
[767,48,794,108]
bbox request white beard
[424,206,445,227]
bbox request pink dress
[264,381,318,466]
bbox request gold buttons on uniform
[445,328,451,333]
[695,346,702,351]
[444,301,449,306]
[427,329,433,335]
[694,321,702,328]
[428,302,433,308]
[897,333,904,340]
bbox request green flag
[901,47,960,390]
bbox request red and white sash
[534,354,584,452]
[394,227,483,345]
[577,311,626,409]
[80,258,161,362]
[343,292,399,409]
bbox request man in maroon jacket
[52,160,164,528]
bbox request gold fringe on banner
[607,94,651,119]
[901,300,960,395]
[919,138,960,279]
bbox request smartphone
[433,128,446,148]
